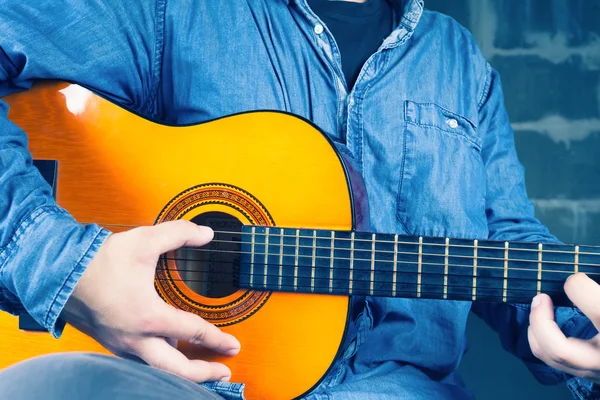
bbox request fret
[393,235,398,296]
[280,228,297,292]
[578,245,600,297]
[421,236,447,300]
[297,228,314,294]
[538,243,576,306]
[537,243,543,295]
[443,238,449,299]
[331,231,352,295]
[365,232,396,298]
[330,231,335,293]
[505,242,539,304]
[265,227,283,291]
[263,227,269,288]
[445,237,474,301]
[472,239,478,301]
[370,234,376,296]
[379,233,413,297]
[475,240,506,302]
[503,241,509,302]
[311,230,317,292]
[349,232,374,296]
[349,232,355,294]
[417,236,423,298]
[574,245,579,274]
[251,226,268,289]
[294,229,299,291]
[250,226,256,286]
[278,229,284,290]
[313,229,333,294]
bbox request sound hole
[175,212,241,298]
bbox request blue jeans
[0,353,223,400]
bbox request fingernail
[225,348,240,356]
[219,374,231,382]
[199,225,214,235]
[226,333,240,346]
[531,295,541,308]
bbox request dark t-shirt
[307,0,396,91]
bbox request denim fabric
[0,353,226,400]
[0,0,595,398]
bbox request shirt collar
[285,0,424,31]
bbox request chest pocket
[396,101,488,239]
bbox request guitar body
[0,82,366,399]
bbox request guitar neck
[238,226,600,306]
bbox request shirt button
[446,118,459,129]
[314,24,324,34]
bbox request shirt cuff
[0,205,111,337]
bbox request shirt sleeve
[0,0,161,337]
[470,62,599,397]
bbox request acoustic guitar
[1,81,597,399]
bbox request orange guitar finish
[0,82,353,399]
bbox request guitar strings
[213,230,600,256]
[154,263,574,294]
[155,264,569,285]
[185,238,600,269]
[165,247,600,275]
[157,255,584,278]
[80,222,600,256]
[152,275,569,300]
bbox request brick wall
[424,1,600,399]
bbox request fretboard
[238,226,600,306]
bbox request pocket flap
[404,101,480,149]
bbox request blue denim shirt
[0,0,597,399]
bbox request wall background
[423,1,600,399]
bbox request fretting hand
[529,273,600,382]
[60,220,240,382]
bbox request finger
[153,305,240,356]
[564,273,600,330]
[527,327,595,378]
[136,337,232,382]
[141,220,214,256]
[529,293,600,371]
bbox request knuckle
[137,315,161,334]
[130,225,154,242]
[190,326,209,345]
[168,219,193,234]
[174,219,192,228]
[547,348,568,365]
[109,335,139,356]
[530,343,542,359]
[136,309,167,334]
[578,370,600,381]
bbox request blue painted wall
[423,1,600,399]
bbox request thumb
[529,293,555,325]
[142,220,214,256]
